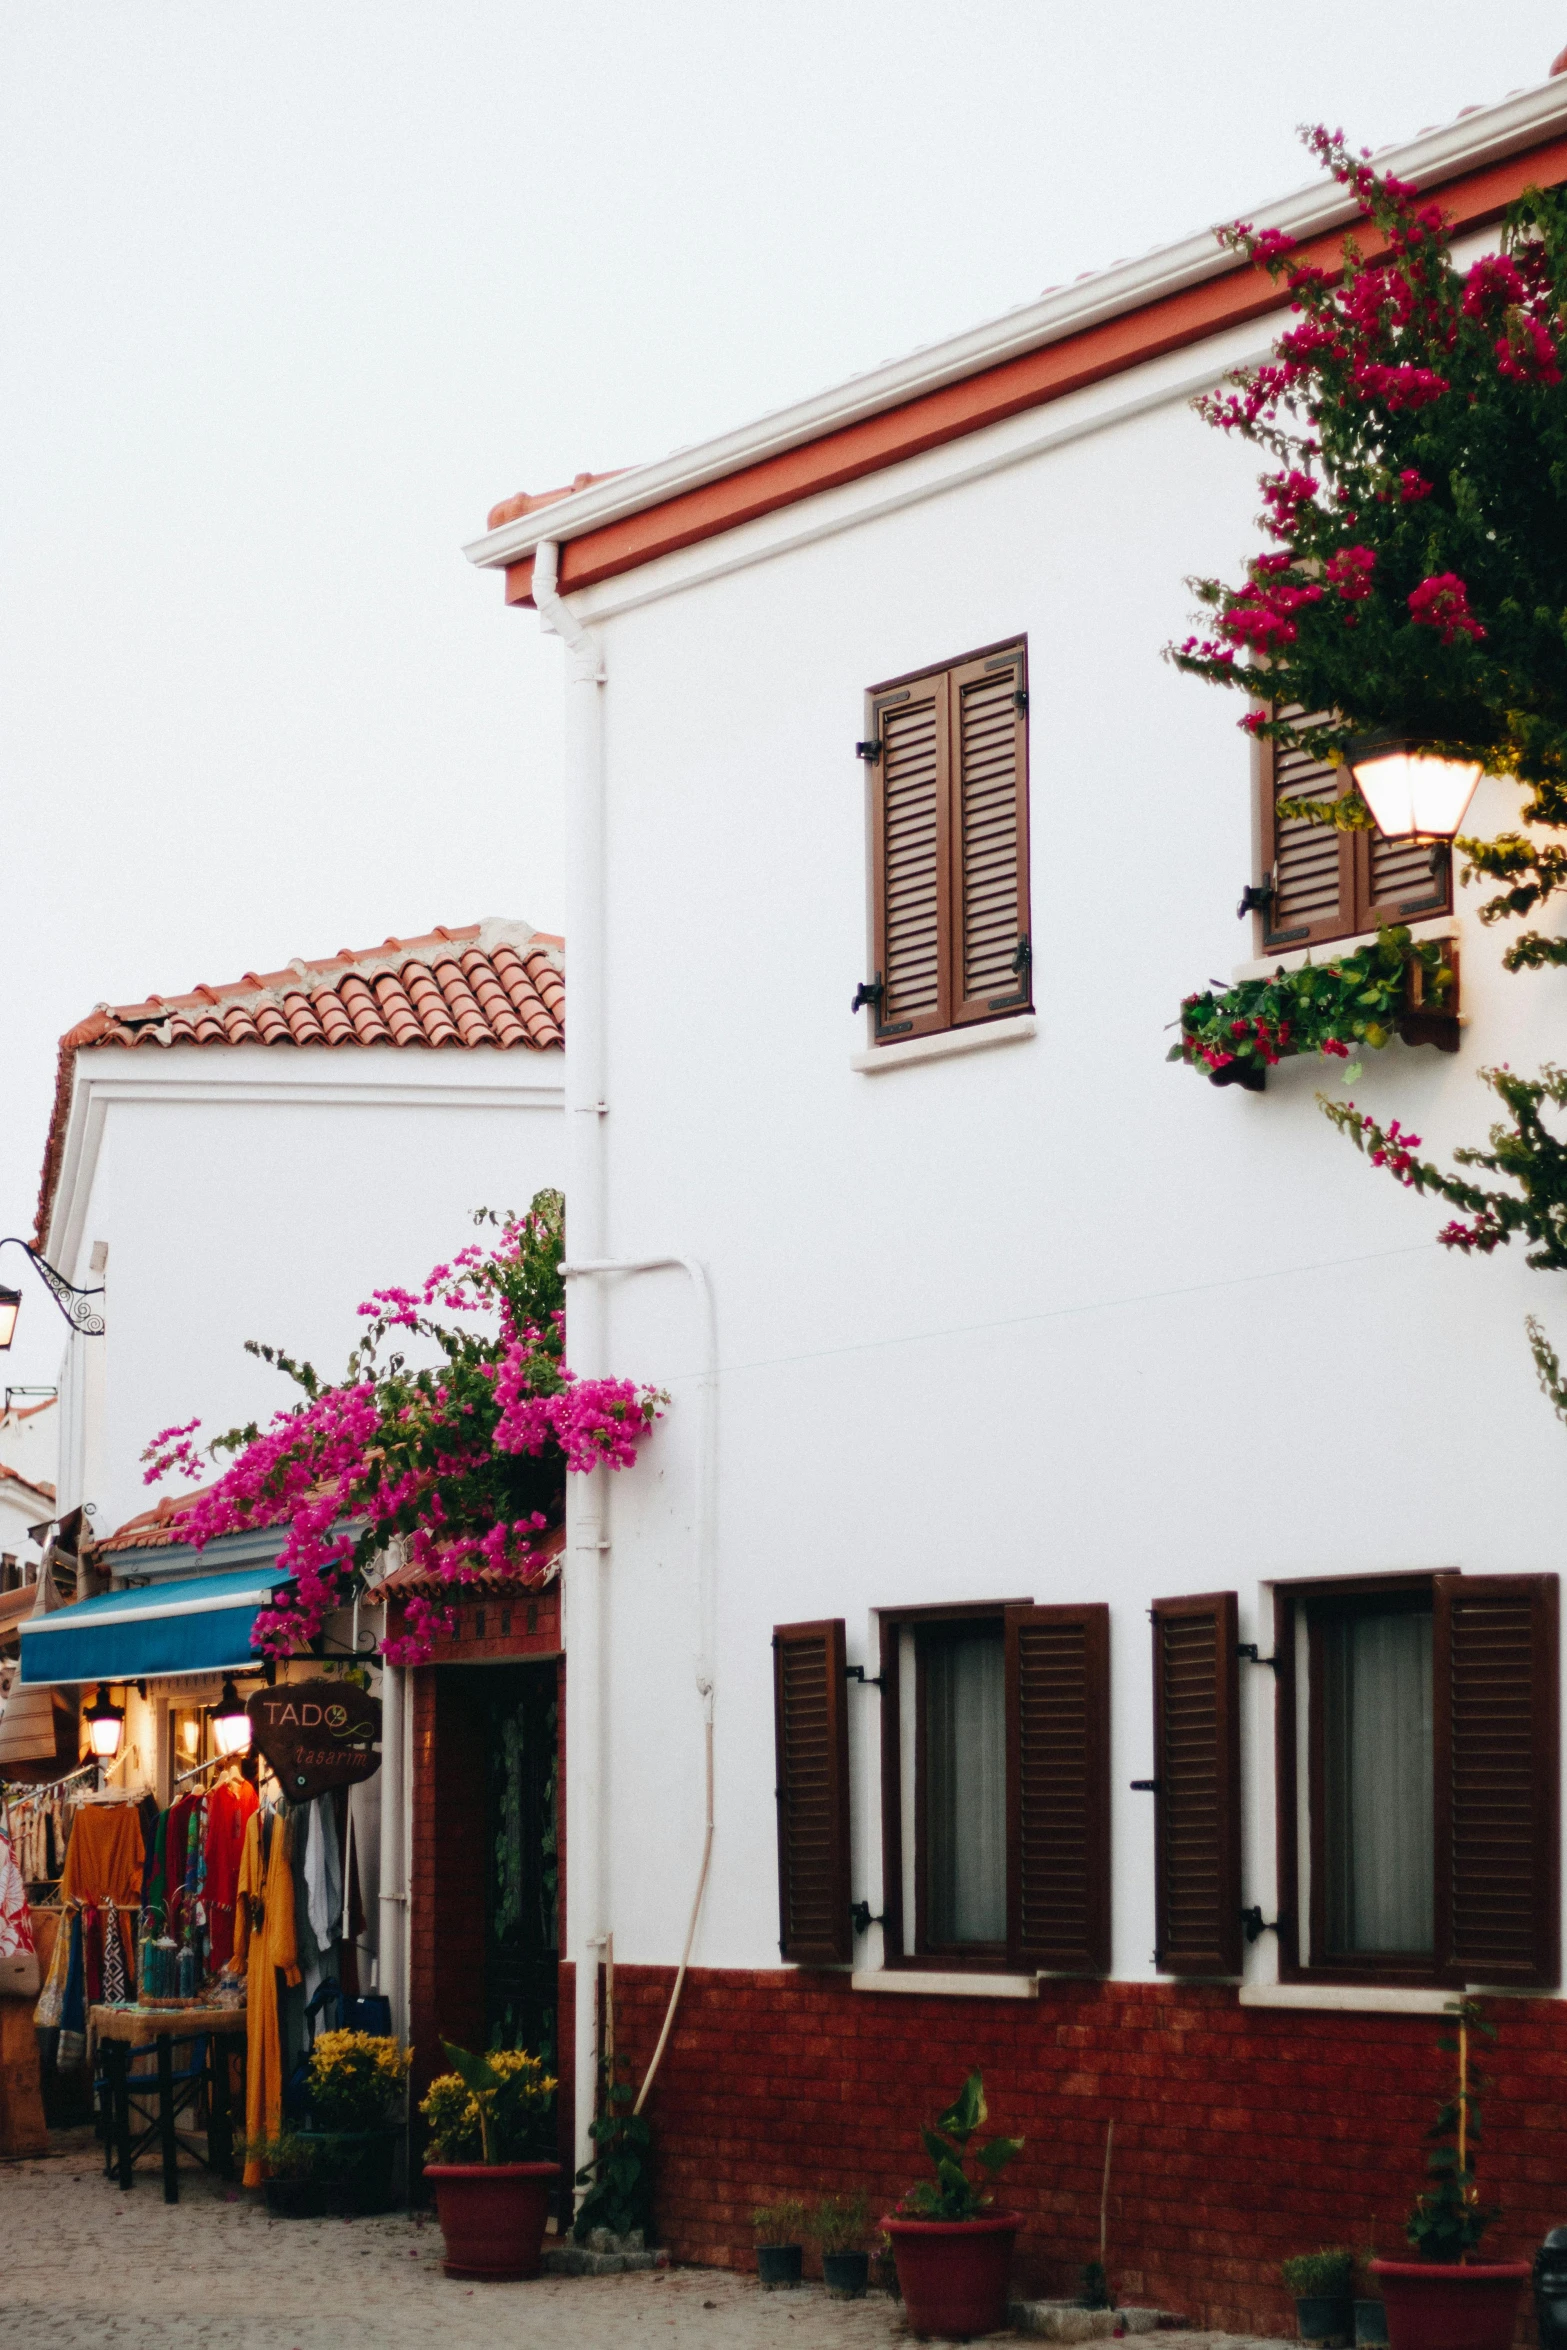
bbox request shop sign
[248,1678,381,1800]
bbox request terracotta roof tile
[374,1521,566,1600]
[0,1464,55,1506]
[35,919,565,1245]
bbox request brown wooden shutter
[869,676,949,1040]
[951,647,1030,1027]
[1151,1592,1241,1977]
[1005,1603,1110,1974]
[1256,711,1355,953]
[772,1618,852,1965]
[1362,831,1452,928]
[1433,1573,1559,1989]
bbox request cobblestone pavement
[0,2136,1282,2350]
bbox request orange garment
[59,1802,142,1980]
[233,1809,301,2185]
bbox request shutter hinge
[856,739,883,762]
[1130,1779,1161,1793]
[1237,880,1275,920]
[852,976,884,1015]
[1241,1906,1279,1944]
[850,1902,885,1936]
[1237,1643,1281,1674]
[1012,935,1032,980]
[1014,688,1029,715]
[845,1664,885,1692]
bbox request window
[859,641,1032,1044]
[1273,1573,1560,1989]
[1254,706,1453,954]
[918,1619,1008,1954]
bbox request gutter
[465,75,1567,576]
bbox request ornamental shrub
[1281,2249,1354,2298]
[895,2069,1022,2222]
[419,2043,556,2165]
[307,2030,410,2132]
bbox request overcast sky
[3,1,1564,1397]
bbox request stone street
[0,2135,1286,2350]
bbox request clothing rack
[172,1751,243,1793]
[1,1761,99,1807]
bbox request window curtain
[1324,1610,1433,1953]
[925,1628,1006,1944]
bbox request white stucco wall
[557,314,1567,1994]
[45,1042,564,1536]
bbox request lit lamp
[211,1679,253,1758]
[84,1684,126,1761]
[1346,734,1484,842]
[0,1287,20,1353]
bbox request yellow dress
[232,1809,301,2185]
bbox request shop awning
[17,1567,288,1685]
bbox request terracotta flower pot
[1370,2257,1530,2350]
[880,2214,1019,2339]
[424,2160,560,2279]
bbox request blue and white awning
[18,1567,287,1685]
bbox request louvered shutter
[1005,1603,1110,1974]
[870,677,950,1039]
[1151,1593,1241,1977]
[1362,831,1452,928]
[1256,712,1355,952]
[1433,1574,1559,1988]
[772,1619,852,1965]
[951,648,1031,1026]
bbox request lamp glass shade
[0,1287,20,1352]
[1348,743,1483,841]
[212,1680,252,1757]
[84,1684,125,1760]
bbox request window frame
[878,1599,1027,1976]
[1275,1571,1445,1989]
[863,637,1032,1047]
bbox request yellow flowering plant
[308,2031,412,2133]
[420,2043,556,2165]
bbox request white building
[463,75,1567,2327]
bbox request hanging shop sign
[247,1678,381,1800]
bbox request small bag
[0,1948,40,1998]
[340,1993,391,2037]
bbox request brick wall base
[606,1966,1566,2338]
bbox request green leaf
[977,2136,1023,2173]
[441,2042,499,2097]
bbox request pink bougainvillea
[141,1192,662,1666]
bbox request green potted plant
[1354,2227,1388,2347]
[1370,2000,1528,2350]
[1282,2251,1354,2347]
[246,2128,328,2219]
[419,2041,559,2280]
[299,2028,410,2214]
[813,2193,871,2299]
[751,2196,808,2289]
[880,2070,1023,2339]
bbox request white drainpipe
[534,543,720,2186]
[377,1659,409,2031]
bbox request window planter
[1172,927,1456,1093]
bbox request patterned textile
[0,1829,34,1959]
[100,1904,128,2003]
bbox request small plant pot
[822,2250,870,2299]
[424,2160,560,2280]
[297,2127,399,2215]
[1295,2295,1352,2346]
[1352,2301,1388,2347]
[756,2243,803,2289]
[880,2213,1020,2339]
[262,2177,328,2218]
[1370,2258,1530,2350]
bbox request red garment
[204,1776,258,1975]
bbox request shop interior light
[1347,735,1484,842]
[0,1288,20,1353]
[84,1683,125,1761]
[211,1679,253,1758]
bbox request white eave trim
[464,77,1567,574]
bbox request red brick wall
[607,1966,1565,2337]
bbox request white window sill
[852,1013,1036,1075]
[1232,914,1459,985]
[1242,1980,1459,2015]
[851,1968,1039,2000]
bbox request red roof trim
[501,133,1567,611]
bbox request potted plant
[813,2193,871,2298]
[1282,2251,1354,2347]
[751,2197,808,2289]
[1354,2230,1388,2347]
[299,2028,410,2214]
[419,2041,559,2280]
[1370,2000,1529,2350]
[880,2070,1023,2340]
[247,2129,328,2218]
